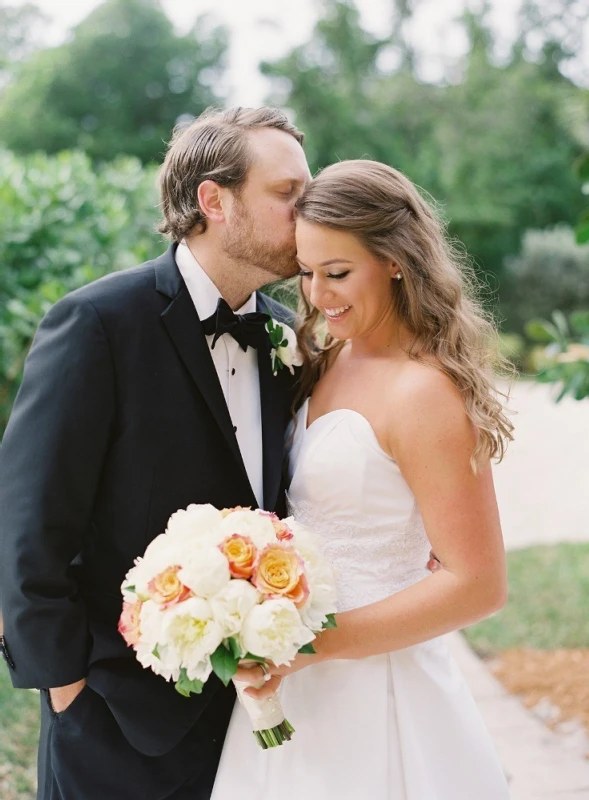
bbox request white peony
[218,508,277,551]
[125,533,191,596]
[210,579,261,639]
[178,546,231,598]
[288,519,338,630]
[136,602,177,680]
[299,577,338,631]
[165,503,224,545]
[161,597,223,681]
[240,598,315,666]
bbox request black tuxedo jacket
[0,244,298,756]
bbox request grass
[464,543,589,657]
[0,663,39,800]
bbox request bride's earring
[394,271,402,281]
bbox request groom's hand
[49,678,86,713]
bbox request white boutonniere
[266,319,303,376]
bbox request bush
[0,149,164,435]
[502,226,589,332]
[525,310,589,401]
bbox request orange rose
[118,597,142,647]
[147,565,191,608]
[219,534,257,579]
[252,543,309,608]
[258,510,294,541]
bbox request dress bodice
[287,399,431,611]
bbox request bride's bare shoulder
[386,358,467,427]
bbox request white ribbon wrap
[232,678,286,732]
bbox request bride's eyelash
[329,271,350,280]
[298,270,350,280]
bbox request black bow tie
[201,298,270,352]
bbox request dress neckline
[302,398,394,462]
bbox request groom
[0,107,310,799]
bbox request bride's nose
[309,277,335,310]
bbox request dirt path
[493,380,589,551]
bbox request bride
[211,159,512,799]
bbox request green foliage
[525,309,589,400]
[464,543,589,655]
[263,0,588,295]
[0,148,163,435]
[0,662,38,799]
[175,667,204,697]
[574,152,589,245]
[0,0,228,163]
[502,226,589,332]
[210,642,240,687]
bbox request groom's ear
[197,180,226,224]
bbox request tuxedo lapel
[257,295,289,512]
[155,246,256,505]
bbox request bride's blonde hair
[294,159,513,469]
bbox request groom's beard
[221,201,298,281]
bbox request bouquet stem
[253,718,295,749]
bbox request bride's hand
[236,654,317,700]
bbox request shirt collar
[175,240,257,320]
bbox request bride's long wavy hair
[294,160,513,469]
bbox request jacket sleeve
[0,292,115,688]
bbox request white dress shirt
[175,241,264,507]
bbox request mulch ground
[490,648,589,756]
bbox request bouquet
[118,504,337,748]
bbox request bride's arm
[240,366,507,695]
[314,366,507,662]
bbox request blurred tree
[263,0,588,313]
[0,0,228,163]
[0,1,48,75]
[261,0,393,170]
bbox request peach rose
[259,511,294,541]
[118,597,143,647]
[219,534,257,579]
[147,565,191,608]
[252,543,310,608]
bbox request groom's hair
[157,106,304,242]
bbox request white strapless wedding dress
[211,400,510,799]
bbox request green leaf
[244,652,266,662]
[211,643,239,687]
[124,585,136,593]
[322,613,337,629]
[175,668,204,697]
[524,320,560,343]
[298,642,316,654]
[152,644,160,659]
[551,310,570,341]
[226,637,242,660]
[576,220,589,245]
[574,152,589,182]
[569,311,589,336]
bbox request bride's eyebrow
[297,258,354,268]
